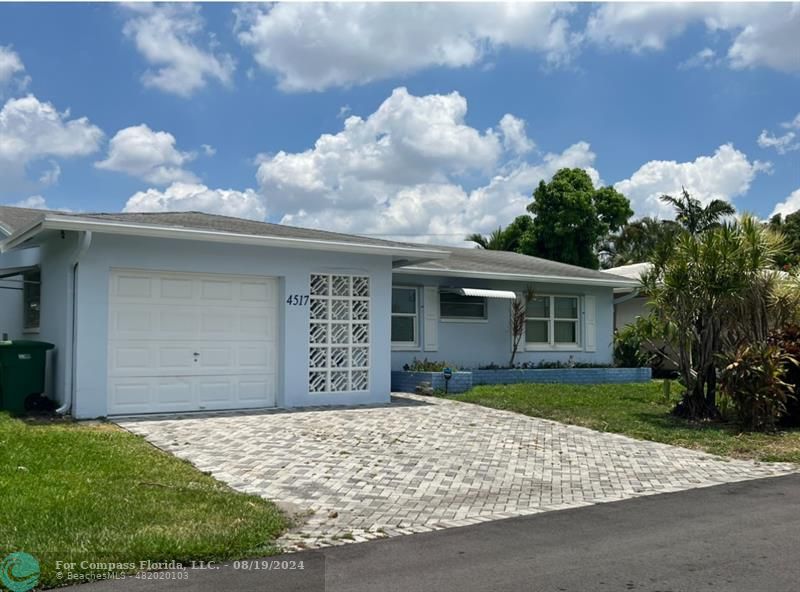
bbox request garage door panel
[239,378,276,402]
[160,278,194,299]
[115,274,153,299]
[112,309,153,334]
[108,270,279,414]
[200,280,234,301]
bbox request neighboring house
[0,206,637,419]
[605,262,652,330]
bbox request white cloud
[95,124,197,185]
[586,3,800,72]
[254,86,592,244]
[124,182,265,221]
[0,46,24,86]
[757,130,799,155]
[38,161,60,186]
[123,4,235,97]
[613,144,769,218]
[236,3,579,91]
[11,195,47,210]
[0,94,104,183]
[758,113,800,154]
[782,113,800,130]
[771,188,800,218]
[678,47,717,70]
[499,114,535,155]
[201,143,215,157]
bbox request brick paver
[117,393,795,551]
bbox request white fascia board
[394,266,641,289]
[1,215,450,261]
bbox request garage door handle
[193,352,200,357]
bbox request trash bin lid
[0,340,54,350]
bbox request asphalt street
[83,473,800,592]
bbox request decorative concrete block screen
[391,367,651,394]
[309,274,370,393]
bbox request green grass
[451,381,800,464]
[0,413,288,588]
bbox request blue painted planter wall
[392,367,651,393]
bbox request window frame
[391,285,419,350]
[439,290,488,323]
[524,294,581,351]
[22,268,41,333]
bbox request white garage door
[108,269,279,415]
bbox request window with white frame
[308,274,370,393]
[440,291,487,320]
[525,295,580,347]
[391,287,417,347]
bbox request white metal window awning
[450,287,517,300]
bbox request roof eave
[394,266,641,288]
[0,215,450,261]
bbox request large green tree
[769,210,800,268]
[601,216,681,268]
[526,168,632,268]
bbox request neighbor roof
[604,262,654,282]
[0,206,449,261]
[396,246,639,287]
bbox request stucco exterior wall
[615,295,649,330]
[37,231,393,418]
[391,274,616,370]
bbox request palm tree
[659,188,735,235]
[466,227,508,250]
[641,215,787,419]
[603,217,680,267]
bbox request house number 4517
[286,294,309,306]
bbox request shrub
[613,325,650,368]
[767,324,800,426]
[402,358,457,372]
[719,343,797,431]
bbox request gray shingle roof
[0,206,435,251]
[400,246,637,284]
[0,205,636,285]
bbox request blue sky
[0,2,798,244]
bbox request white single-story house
[0,206,637,418]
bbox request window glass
[391,316,415,343]
[23,269,40,331]
[440,292,486,319]
[527,296,549,318]
[525,320,549,343]
[392,288,416,314]
[554,320,577,343]
[554,297,578,319]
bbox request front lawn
[0,413,288,588]
[451,381,800,464]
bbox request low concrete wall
[471,367,652,385]
[391,371,473,393]
[392,367,651,393]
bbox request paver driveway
[118,393,795,550]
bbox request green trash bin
[0,340,55,414]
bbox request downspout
[56,230,92,415]
[613,288,641,305]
